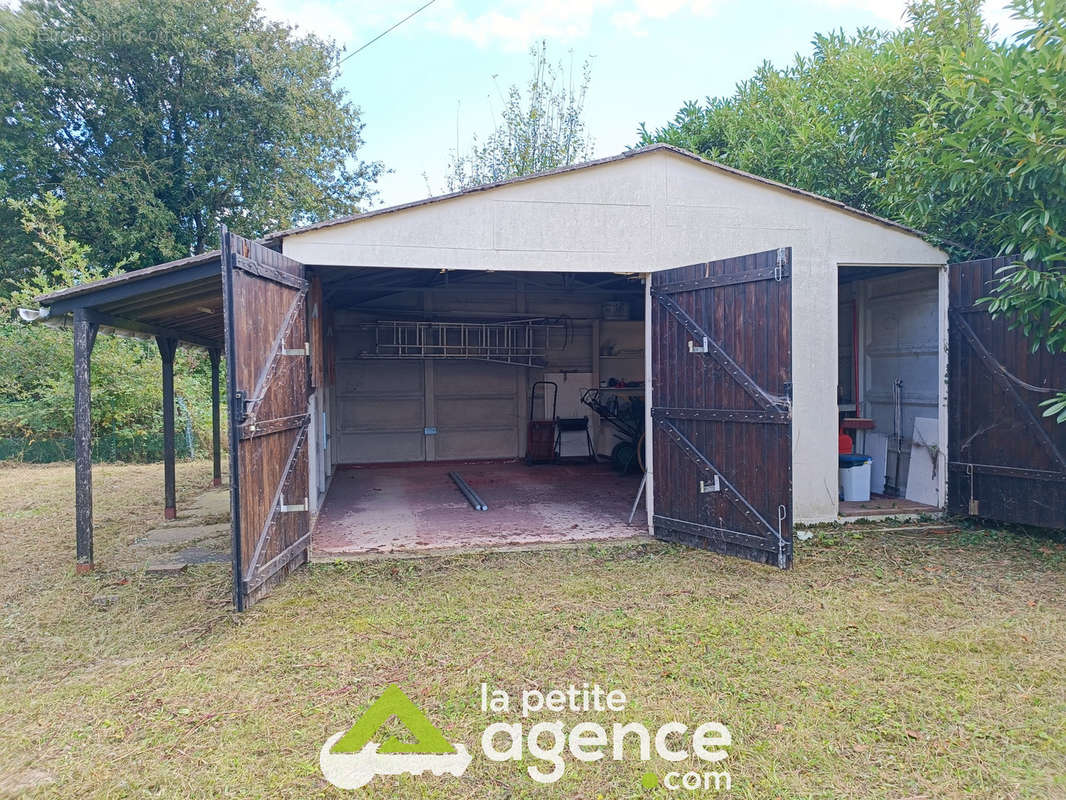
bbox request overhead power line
[337,0,439,65]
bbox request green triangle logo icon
[330,685,456,755]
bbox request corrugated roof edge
[264,143,935,244]
[36,249,221,305]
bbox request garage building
[31,145,1066,609]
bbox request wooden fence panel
[948,257,1066,529]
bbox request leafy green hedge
[0,321,219,462]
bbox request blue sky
[260,0,1023,207]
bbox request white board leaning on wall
[905,417,940,507]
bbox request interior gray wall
[857,268,940,495]
[330,280,643,465]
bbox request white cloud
[812,0,909,26]
[630,0,719,19]
[981,0,1028,40]
[255,0,1031,54]
[611,9,648,36]
[256,0,397,48]
[813,0,1032,35]
[441,0,611,50]
[438,0,722,51]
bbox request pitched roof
[34,144,935,309]
[264,143,930,243]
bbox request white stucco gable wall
[281,152,661,271]
[280,148,944,272]
[280,147,948,525]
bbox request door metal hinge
[699,475,721,493]
[775,247,787,281]
[689,337,709,354]
[282,342,309,357]
[232,390,249,424]
[279,496,308,513]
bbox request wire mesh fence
[0,433,199,464]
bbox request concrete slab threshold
[836,510,946,524]
[838,494,943,524]
[311,534,655,562]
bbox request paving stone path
[131,486,230,572]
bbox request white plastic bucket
[839,455,872,502]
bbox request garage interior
[310,267,648,556]
[837,266,943,516]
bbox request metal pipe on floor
[449,471,487,511]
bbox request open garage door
[222,229,312,610]
[948,256,1066,528]
[650,248,793,568]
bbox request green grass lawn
[1,460,1064,799]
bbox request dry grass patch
[0,461,1064,799]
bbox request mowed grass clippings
[0,462,1063,799]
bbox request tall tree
[0,195,212,448]
[636,0,988,215]
[885,0,1066,421]
[446,41,594,191]
[639,0,1064,420]
[0,0,381,278]
[885,0,1064,264]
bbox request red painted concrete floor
[311,461,647,558]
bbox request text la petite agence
[478,683,731,784]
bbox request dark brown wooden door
[221,229,312,610]
[650,248,793,568]
[948,257,1066,528]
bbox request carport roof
[35,250,224,348]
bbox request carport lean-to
[32,249,228,574]
[27,145,1066,610]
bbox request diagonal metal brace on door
[242,421,310,589]
[655,416,790,565]
[951,309,1066,472]
[239,291,308,428]
[652,291,790,412]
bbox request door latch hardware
[777,504,789,569]
[966,463,979,516]
[699,476,720,493]
[689,337,709,354]
[279,496,308,513]
[282,342,309,357]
